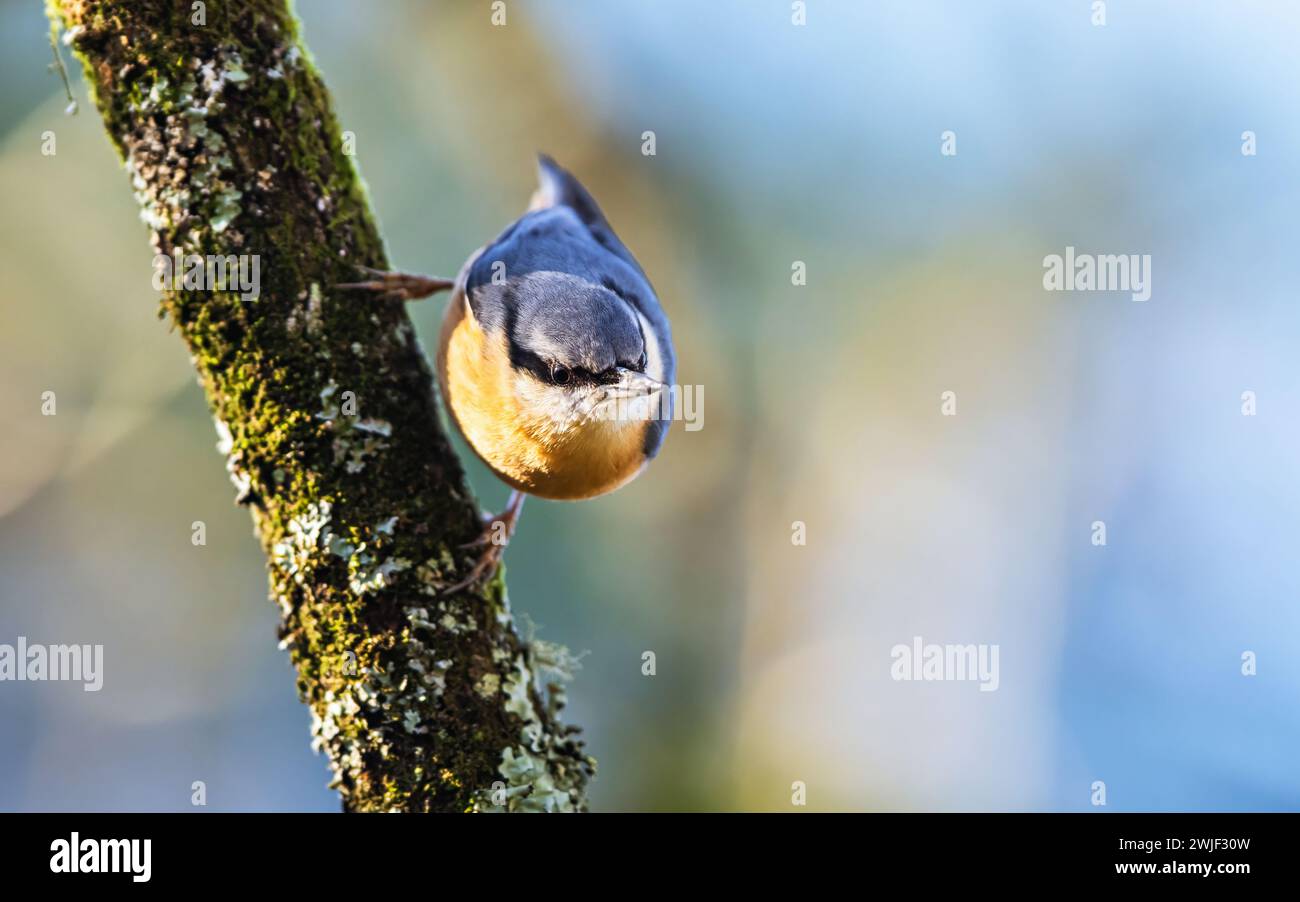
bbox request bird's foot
[443,492,526,594]
[336,265,454,302]
[442,542,507,595]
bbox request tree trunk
[46,0,592,813]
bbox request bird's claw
[458,531,492,550]
[335,265,454,302]
[441,544,506,595]
[442,497,524,594]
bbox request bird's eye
[637,351,648,372]
[550,364,572,385]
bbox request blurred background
[2,0,1298,811]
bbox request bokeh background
[2,0,1298,811]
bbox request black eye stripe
[550,363,607,386]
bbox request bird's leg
[443,491,527,594]
[336,265,454,302]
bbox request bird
[339,154,676,592]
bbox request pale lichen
[490,746,577,814]
[123,47,252,242]
[271,500,333,587]
[475,672,501,699]
[316,382,393,473]
[473,627,592,812]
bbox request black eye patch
[549,364,602,387]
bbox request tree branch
[46,0,592,812]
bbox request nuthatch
[341,155,676,590]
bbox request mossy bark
[47,0,591,812]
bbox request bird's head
[503,272,666,435]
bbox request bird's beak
[590,368,666,423]
[602,367,665,401]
